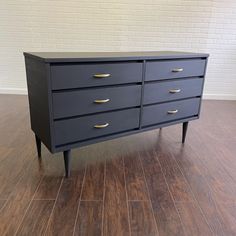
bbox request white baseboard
[0,88,27,95]
[203,93,236,100]
[0,88,236,101]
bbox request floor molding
[0,88,27,95]
[203,93,236,100]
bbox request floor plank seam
[80,199,103,202]
[101,159,106,236]
[43,176,64,236]
[123,154,132,236]
[171,143,227,232]
[14,173,44,236]
[128,200,150,202]
[210,150,235,184]
[167,148,215,235]
[154,149,187,236]
[191,130,236,184]
[33,198,57,201]
[0,159,41,234]
[209,145,236,184]
[72,163,88,236]
[138,151,160,236]
[219,163,236,183]
[0,198,8,214]
[0,157,35,202]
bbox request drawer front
[51,62,142,90]
[146,59,206,81]
[54,108,140,145]
[53,85,141,119]
[142,98,200,127]
[144,78,203,105]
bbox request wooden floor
[0,95,236,236]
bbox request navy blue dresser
[24,51,209,177]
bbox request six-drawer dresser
[24,51,209,177]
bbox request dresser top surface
[24,51,209,63]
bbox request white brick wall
[1,0,236,99]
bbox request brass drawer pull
[167,109,178,114]
[172,68,184,72]
[93,73,111,78]
[169,89,181,93]
[94,123,109,128]
[94,99,110,104]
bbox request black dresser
[24,51,209,177]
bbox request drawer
[142,98,200,127]
[146,59,206,81]
[53,85,141,119]
[54,108,140,145]
[51,62,142,90]
[144,78,203,105]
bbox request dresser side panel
[25,57,54,152]
[198,58,209,116]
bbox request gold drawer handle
[93,73,111,78]
[94,123,109,128]
[167,109,178,114]
[94,99,110,104]
[172,68,184,72]
[169,89,181,93]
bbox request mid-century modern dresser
[24,51,209,177]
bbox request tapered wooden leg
[182,122,189,143]
[63,150,71,178]
[35,134,41,158]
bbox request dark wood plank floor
[0,94,236,236]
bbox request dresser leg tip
[182,122,188,144]
[63,150,71,178]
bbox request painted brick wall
[1,0,236,99]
